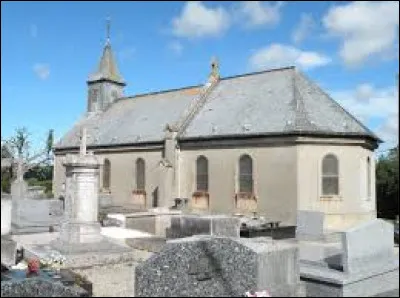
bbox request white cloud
[236,1,284,28]
[30,24,37,38]
[323,1,399,66]
[292,13,315,44]
[168,41,183,55]
[331,84,398,148]
[33,63,50,80]
[249,44,331,71]
[172,1,230,39]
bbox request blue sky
[1,1,398,154]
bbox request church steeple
[86,18,126,113]
[87,18,125,85]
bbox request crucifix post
[79,127,87,156]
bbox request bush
[1,176,11,193]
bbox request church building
[53,27,381,230]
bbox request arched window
[239,154,253,193]
[136,158,145,190]
[367,157,371,199]
[196,156,208,192]
[103,158,111,190]
[322,154,339,196]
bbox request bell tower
[87,18,126,113]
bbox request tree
[1,143,13,159]
[8,127,30,159]
[376,145,399,219]
[1,127,55,195]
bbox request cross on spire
[209,56,220,81]
[106,17,111,45]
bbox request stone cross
[16,157,25,181]
[79,127,87,156]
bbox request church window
[111,90,118,101]
[196,156,208,192]
[103,158,111,190]
[239,154,253,193]
[322,154,339,196]
[136,158,145,190]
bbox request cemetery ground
[1,209,399,297]
[1,133,399,297]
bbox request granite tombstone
[135,236,305,297]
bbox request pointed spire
[87,17,125,85]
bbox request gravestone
[26,185,46,199]
[166,215,240,239]
[135,236,305,297]
[342,219,395,273]
[1,277,89,297]
[1,196,12,236]
[300,219,399,297]
[11,199,64,234]
[1,237,17,268]
[296,210,324,240]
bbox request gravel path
[73,262,137,297]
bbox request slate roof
[181,67,379,140]
[55,86,202,148]
[55,66,380,150]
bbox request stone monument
[135,236,305,297]
[4,130,65,234]
[300,219,399,297]
[51,128,129,254]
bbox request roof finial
[209,56,220,81]
[106,17,111,45]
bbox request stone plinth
[1,197,12,235]
[63,153,100,223]
[135,236,305,297]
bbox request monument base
[50,221,131,255]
